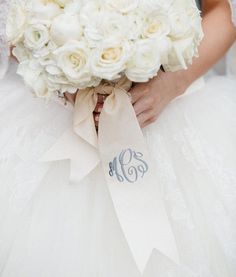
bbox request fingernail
[95,115,99,121]
[98,107,102,112]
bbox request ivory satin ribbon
[41,76,180,273]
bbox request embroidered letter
[109,149,149,183]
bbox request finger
[64,92,77,105]
[133,96,154,116]
[10,46,18,62]
[129,85,147,104]
[93,112,100,127]
[137,110,154,128]
[97,94,108,103]
[94,102,103,113]
[141,117,157,129]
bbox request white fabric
[0,0,11,79]
[225,0,236,76]
[0,61,236,277]
[229,0,236,26]
[226,43,236,76]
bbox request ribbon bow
[41,76,179,273]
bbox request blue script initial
[109,149,149,183]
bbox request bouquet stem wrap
[41,76,179,273]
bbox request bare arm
[129,0,236,128]
[183,0,236,87]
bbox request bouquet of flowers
[6,0,203,99]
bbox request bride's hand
[129,70,189,128]
[64,92,76,105]
[10,46,18,62]
[129,0,236,129]
[83,70,190,129]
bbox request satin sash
[41,76,180,273]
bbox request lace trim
[0,0,11,79]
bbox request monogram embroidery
[109,149,149,183]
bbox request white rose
[64,0,83,14]
[47,72,101,93]
[33,41,58,58]
[80,1,101,17]
[142,11,170,39]
[61,77,101,91]
[80,1,102,33]
[164,36,196,71]
[17,59,43,92]
[51,13,83,46]
[82,9,128,46]
[54,40,94,87]
[54,0,72,8]
[168,8,193,39]
[165,1,203,71]
[6,3,27,44]
[33,74,53,98]
[91,40,132,80]
[24,23,50,50]
[18,59,54,98]
[74,76,102,90]
[126,11,144,40]
[187,5,204,42]
[46,72,75,93]
[40,57,75,90]
[141,0,173,12]
[17,59,43,87]
[26,0,62,20]
[105,0,139,13]
[125,39,163,82]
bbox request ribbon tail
[99,90,179,273]
[40,128,100,183]
[107,171,180,273]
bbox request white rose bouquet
[6,0,203,99]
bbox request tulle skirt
[0,63,236,277]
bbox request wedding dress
[0,1,236,277]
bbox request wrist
[157,69,192,100]
[173,69,194,95]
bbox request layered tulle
[0,63,236,277]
